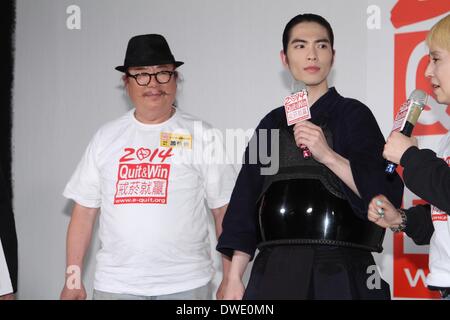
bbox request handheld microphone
[385,89,428,174]
[284,80,312,159]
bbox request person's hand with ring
[368,195,403,229]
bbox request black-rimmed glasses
[126,70,176,86]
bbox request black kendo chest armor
[257,117,385,252]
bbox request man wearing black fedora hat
[60,34,235,300]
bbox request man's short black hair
[282,13,334,53]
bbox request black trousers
[243,245,390,300]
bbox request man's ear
[122,75,129,92]
[331,49,336,66]
[280,50,289,67]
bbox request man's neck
[306,83,329,107]
[134,106,174,125]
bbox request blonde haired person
[368,14,450,300]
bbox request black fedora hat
[115,34,184,72]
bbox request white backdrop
[12,0,448,299]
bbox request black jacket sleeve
[0,166,18,294]
[216,160,262,259]
[337,101,404,218]
[401,146,450,213]
[216,112,277,259]
[404,204,434,245]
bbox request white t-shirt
[427,132,450,287]
[63,108,236,296]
